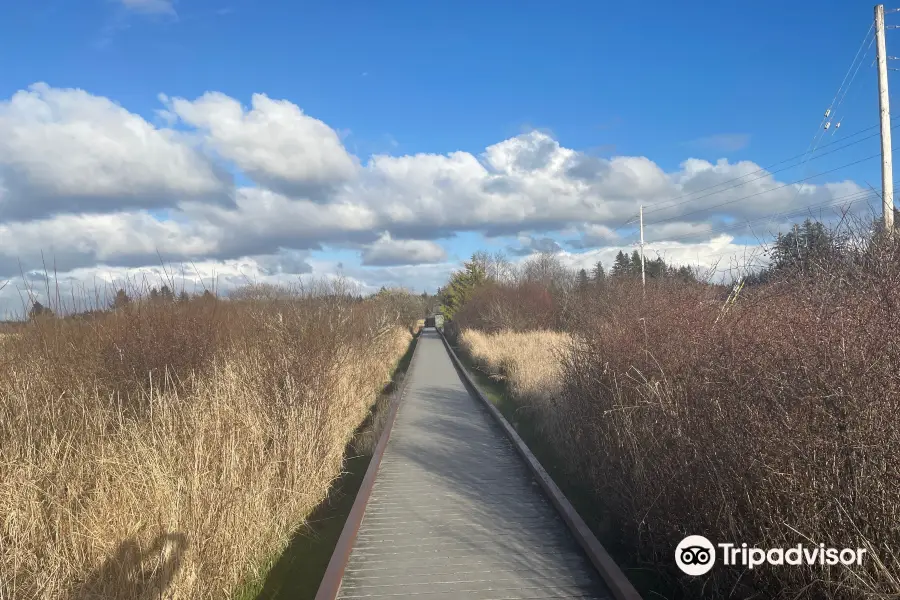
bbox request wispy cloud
[96,0,176,50]
[685,133,751,153]
[119,0,176,15]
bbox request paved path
[336,329,612,600]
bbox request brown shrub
[556,256,900,598]
[0,291,411,600]
[454,233,900,598]
[454,280,559,333]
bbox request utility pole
[639,205,646,293]
[876,4,895,234]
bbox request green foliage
[745,219,843,286]
[769,219,837,274]
[609,250,697,282]
[576,268,590,289]
[611,251,631,277]
[592,261,606,283]
[439,255,488,321]
[630,250,642,274]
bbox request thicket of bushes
[443,220,900,599]
[0,282,426,600]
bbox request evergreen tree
[611,251,631,277]
[769,219,836,274]
[646,256,667,279]
[630,250,642,275]
[668,264,697,283]
[159,285,175,301]
[439,254,488,321]
[592,260,606,284]
[576,268,590,289]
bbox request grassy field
[0,292,414,600]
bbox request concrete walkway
[336,329,612,600]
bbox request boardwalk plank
[336,330,612,600]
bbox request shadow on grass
[450,341,678,599]
[243,333,419,600]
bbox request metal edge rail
[437,328,644,600]
[313,330,424,600]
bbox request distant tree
[769,219,838,275]
[112,289,131,309]
[645,256,667,279]
[178,291,190,303]
[29,301,53,320]
[611,251,631,277]
[668,264,698,283]
[592,260,606,284]
[159,285,175,301]
[521,252,572,293]
[201,290,215,300]
[576,268,590,289]
[149,287,160,301]
[439,254,488,321]
[630,250,643,275]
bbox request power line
[781,23,876,220]
[812,21,875,149]
[642,149,888,228]
[642,120,888,214]
[641,124,893,217]
[603,22,880,241]
[604,119,892,236]
[643,187,883,246]
[831,34,876,128]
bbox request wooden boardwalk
[334,329,614,600]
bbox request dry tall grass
[457,329,569,413]
[452,233,900,599]
[0,293,411,600]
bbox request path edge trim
[438,327,644,600]
[314,330,423,600]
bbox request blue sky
[0,1,878,162]
[0,0,892,310]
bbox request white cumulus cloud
[0,84,876,314]
[362,234,447,266]
[162,92,358,198]
[0,83,231,221]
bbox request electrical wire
[601,23,881,247]
[644,187,882,246]
[642,149,887,228]
[641,125,893,217]
[604,118,892,236]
